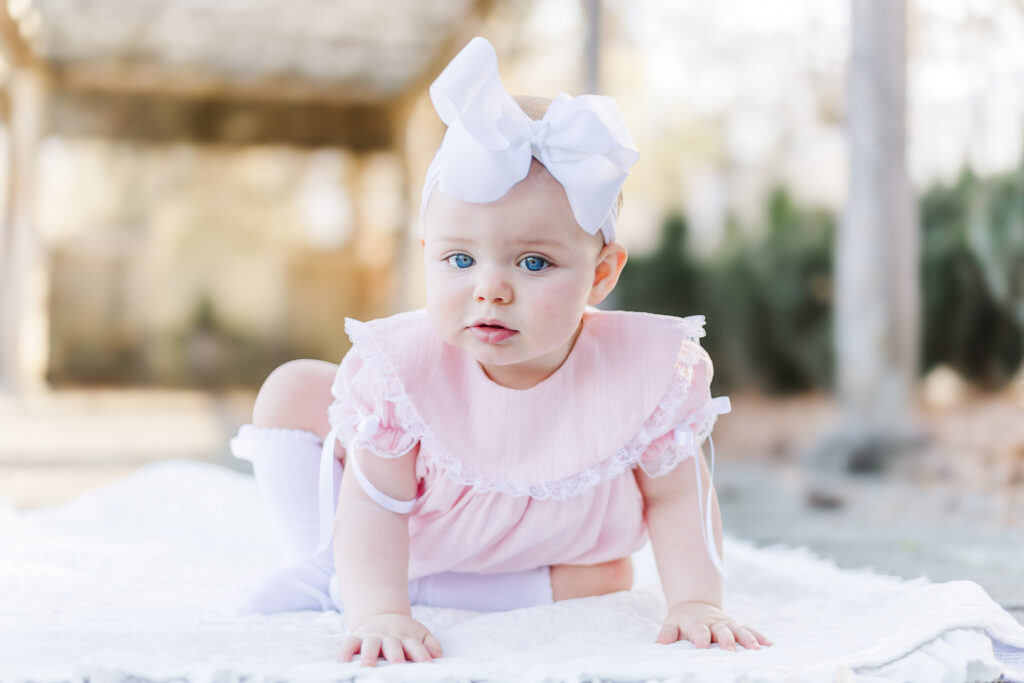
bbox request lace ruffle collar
[344,308,709,498]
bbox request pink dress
[319,308,731,580]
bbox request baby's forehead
[430,224,576,247]
[423,161,598,248]
[425,202,583,247]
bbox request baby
[229,37,770,667]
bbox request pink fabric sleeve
[636,340,730,478]
[314,344,419,554]
[326,345,418,459]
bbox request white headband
[419,37,639,244]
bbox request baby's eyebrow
[430,234,475,244]
[428,233,572,251]
[509,238,568,250]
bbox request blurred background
[0,0,1021,620]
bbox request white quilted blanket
[1,460,1022,683]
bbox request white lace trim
[229,424,323,462]
[332,318,722,500]
[234,424,322,442]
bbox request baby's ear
[588,242,628,306]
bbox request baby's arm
[334,444,443,666]
[635,454,772,651]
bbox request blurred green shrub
[921,168,1024,389]
[619,170,1024,394]
[618,189,833,394]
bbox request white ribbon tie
[673,395,733,577]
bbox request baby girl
[229,36,770,666]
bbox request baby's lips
[470,317,514,330]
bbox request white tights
[227,426,553,615]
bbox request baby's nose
[473,270,513,304]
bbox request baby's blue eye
[518,255,550,272]
[446,253,475,269]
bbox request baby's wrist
[346,609,413,632]
[667,597,722,612]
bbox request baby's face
[422,161,606,389]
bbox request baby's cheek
[425,282,461,334]
[533,281,590,329]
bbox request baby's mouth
[468,322,518,344]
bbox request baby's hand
[657,601,772,651]
[338,612,443,666]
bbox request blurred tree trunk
[828,0,921,471]
[583,0,601,94]
[0,69,49,394]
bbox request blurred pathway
[717,458,1024,627]
[0,389,255,508]
[713,391,1024,627]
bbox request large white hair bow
[420,37,639,243]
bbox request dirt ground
[716,384,1024,491]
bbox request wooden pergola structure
[0,0,492,393]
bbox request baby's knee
[252,359,338,437]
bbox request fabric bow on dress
[419,36,640,243]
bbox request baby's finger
[403,637,432,663]
[424,633,444,658]
[382,636,406,664]
[656,622,679,644]
[681,623,712,649]
[711,623,736,651]
[360,635,382,667]
[338,635,362,663]
[731,626,760,650]
[747,626,773,646]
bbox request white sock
[408,567,554,612]
[327,568,553,614]
[227,426,338,615]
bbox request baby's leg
[406,567,555,612]
[549,557,634,600]
[404,558,633,612]
[251,358,337,437]
[228,359,339,615]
